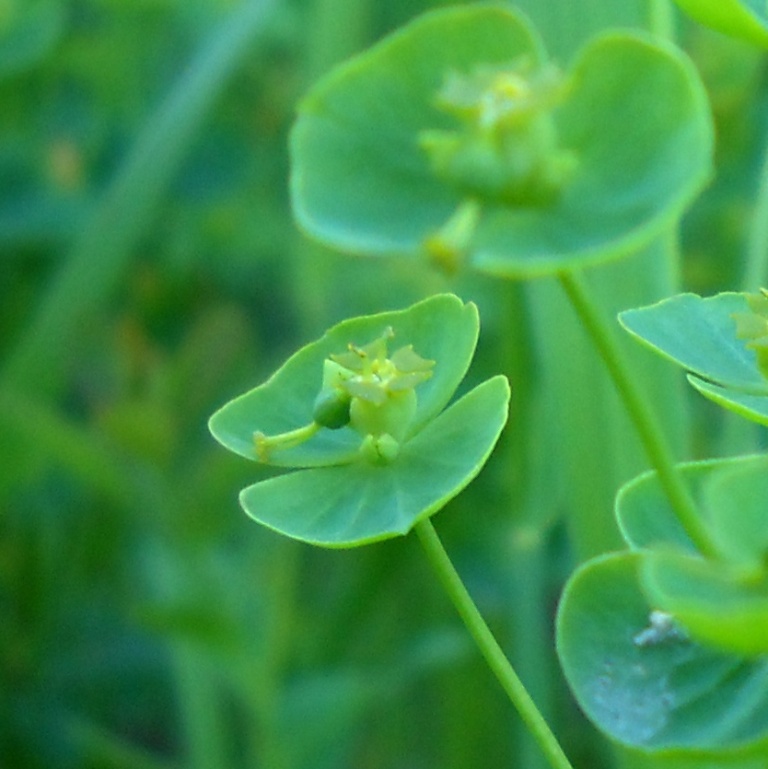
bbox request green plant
[209,294,509,546]
[210,295,578,769]
[206,1,768,768]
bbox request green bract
[673,0,768,49]
[208,294,510,547]
[557,550,768,756]
[557,290,768,752]
[558,456,768,754]
[290,4,712,277]
[619,292,768,426]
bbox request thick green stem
[557,270,719,559]
[414,519,575,769]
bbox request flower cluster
[254,327,434,466]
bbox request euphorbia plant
[212,0,768,766]
[291,3,711,277]
[557,293,768,760]
[555,2,768,761]
[209,294,509,547]
[210,295,576,769]
[289,0,715,565]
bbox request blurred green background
[1,1,766,767]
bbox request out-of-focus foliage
[0,2,514,768]
[1,1,766,768]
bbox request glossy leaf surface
[620,293,763,391]
[291,4,712,277]
[620,292,768,424]
[616,455,768,556]
[688,376,768,426]
[643,552,768,657]
[239,376,510,546]
[617,456,768,656]
[557,550,768,753]
[209,294,510,547]
[673,0,768,48]
[209,294,479,467]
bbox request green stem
[557,270,719,559]
[647,0,675,39]
[254,422,320,461]
[414,519,575,769]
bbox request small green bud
[312,387,352,429]
[253,329,435,464]
[423,199,481,274]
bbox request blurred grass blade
[0,386,129,500]
[2,0,275,396]
[0,0,65,78]
[71,718,178,769]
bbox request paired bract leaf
[291,4,712,277]
[239,376,509,546]
[209,294,479,467]
[559,456,768,749]
[619,292,768,424]
[617,456,768,656]
[616,455,768,557]
[673,0,768,49]
[209,294,510,547]
[643,551,768,658]
[557,550,768,754]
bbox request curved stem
[414,519,575,769]
[557,270,719,560]
[254,422,320,461]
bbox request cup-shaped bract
[557,550,768,755]
[618,456,768,565]
[290,4,713,278]
[558,454,768,751]
[642,550,768,657]
[208,294,510,547]
[210,294,480,467]
[616,455,768,656]
[673,0,768,48]
[620,292,768,426]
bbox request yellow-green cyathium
[256,326,436,466]
[209,294,510,546]
[290,4,712,277]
